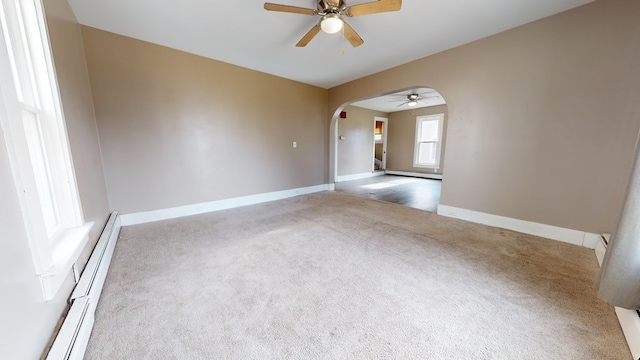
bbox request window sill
[413,164,439,169]
[38,221,94,301]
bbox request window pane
[418,142,437,165]
[21,109,60,234]
[419,120,439,142]
[0,0,38,106]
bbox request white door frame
[373,116,388,171]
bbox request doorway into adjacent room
[373,116,387,172]
[332,87,447,213]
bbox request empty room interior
[2,0,640,358]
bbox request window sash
[416,141,438,166]
[21,108,62,235]
[1,0,82,246]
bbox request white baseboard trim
[47,212,121,360]
[616,307,640,360]
[336,171,385,182]
[595,237,607,266]
[385,170,443,180]
[436,204,599,249]
[120,184,333,226]
[594,239,640,360]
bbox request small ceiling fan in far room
[264,0,402,47]
[393,93,440,107]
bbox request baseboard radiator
[385,170,443,180]
[596,234,640,360]
[46,212,121,360]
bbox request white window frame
[0,0,92,301]
[413,113,444,169]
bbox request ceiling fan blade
[345,0,402,17]
[264,3,317,15]
[343,22,364,48]
[397,101,408,107]
[296,23,321,47]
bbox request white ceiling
[67,0,593,90]
[351,87,446,113]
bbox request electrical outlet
[293,141,297,148]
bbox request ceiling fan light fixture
[320,13,343,34]
[407,101,418,107]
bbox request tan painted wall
[387,105,448,174]
[0,0,110,358]
[45,0,110,269]
[337,105,388,176]
[81,27,328,214]
[328,0,640,234]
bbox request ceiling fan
[264,0,402,47]
[394,93,440,107]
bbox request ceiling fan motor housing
[319,0,345,13]
[264,0,402,47]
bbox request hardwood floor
[334,174,442,213]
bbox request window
[0,0,91,300]
[414,114,444,168]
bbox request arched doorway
[331,87,448,212]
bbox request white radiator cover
[46,212,121,360]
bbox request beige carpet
[86,191,631,359]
